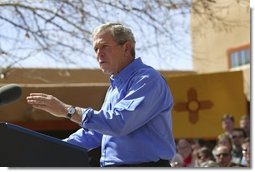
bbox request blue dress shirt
[64,57,176,166]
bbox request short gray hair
[92,22,136,57]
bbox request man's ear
[123,41,131,53]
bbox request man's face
[240,119,249,132]
[215,146,232,167]
[93,31,126,75]
[231,131,245,146]
[177,140,192,159]
[222,118,234,132]
[196,153,208,166]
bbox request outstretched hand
[26,93,69,118]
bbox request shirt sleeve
[63,128,102,150]
[81,70,173,136]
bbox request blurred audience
[239,115,250,138]
[170,114,250,168]
[230,128,246,166]
[170,153,184,167]
[241,137,250,167]
[176,139,195,167]
[200,160,219,167]
[217,133,233,150]
[221,114,235,137]
[214,145,239,167]
[213,133,233,158]
[195,146,216,167]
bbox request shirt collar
[110,57,143,86]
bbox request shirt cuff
[81,108,93,128]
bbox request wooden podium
[0,122,89,167]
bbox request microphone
[0,84,22,106]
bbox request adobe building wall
[191,0,250,73]
[0,68,195,84]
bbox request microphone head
[0,84,22,106]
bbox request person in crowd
[214,133,233,154]
[239,115,250,138]
[200,160,219,167]
[231,128,246,166]
[221,114,235,137]
[170,153,184,167]
[176,139,195,167]
[26,22,176,167]
[214,145,239,167]
[195,146,216,167]
[190,139,204,158]
[241,137,250,167]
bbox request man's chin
[101,68,112,75]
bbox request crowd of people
[170,114,251,168]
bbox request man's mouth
[99,61,107,65]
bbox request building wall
[0,68,194,84]
[0,68,109,84]
[191,0,250,73]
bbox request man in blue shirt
[27,22,176,167]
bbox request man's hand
[26,93,69,118]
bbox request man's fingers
[29,93,48,97]
[27,98,46,105]
[27,94,53,106]
[26,93,65,118]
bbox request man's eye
[94,44,109,53]
[102,45,108,48]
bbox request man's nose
[97,50,105,60]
